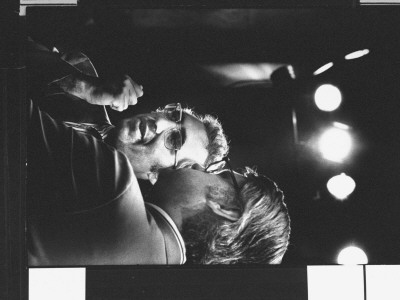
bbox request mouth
[139,119,146,141]
[138,117,156,144]
[118,117,157,145]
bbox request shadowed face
[106,111,209,179]
[149,167,245,219]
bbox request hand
[55,73,144,112]
[109,75,144,112]
[89,75,144,112]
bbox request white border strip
[29,268,86,300]
[21,0,77,4]
[360,0,400,3]
[307,266,364,300]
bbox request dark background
[27,6,400,265]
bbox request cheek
[180,145,208,166]
[150,143,175,167]
[119,144,153,173]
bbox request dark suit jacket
[26,41,186,266]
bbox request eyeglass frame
[163,103,183,169]
[205,157,241,194]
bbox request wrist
[55,73,96,102]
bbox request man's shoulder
[145,203,187,265]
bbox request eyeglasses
[163,103,183,168]
[205,157,240,194]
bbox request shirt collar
[145,202,186,264]
[63,122,114,140]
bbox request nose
[155,116,177,134]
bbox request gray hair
[157,106,229,168]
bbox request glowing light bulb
[327,173,356,200]
[337,246,368,265]
[318,126,352,163]
[313,62,334,76]
[314,84,342,112]
[345,49,370,60]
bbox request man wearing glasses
[27,40,290,265]
[28,98,290,265]
[27,38,228,183]
[104,102,221,184]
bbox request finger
[111,96,125,112]
[123,92,129,110]
[125,75,144,98]
[111,103,124,112]
[128,88,138,106]
[123,83,137,106]
[133,82,144,98]
[122,77,138,106]
[110,102,120,111]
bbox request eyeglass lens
[164,103,183,151]
[166,110,181,122]
[165,129,182,150]
[164,104,182,122]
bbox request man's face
[107,111,209,179]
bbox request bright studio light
[318,124,352,163]
[327,173,356,200]
[313,62,334,76]
[337,246,368,265]
[314,84,342,112]
[345,49,370,60]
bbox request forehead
[179,112,208,166]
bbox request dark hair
[182,167,291,264]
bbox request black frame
[3,0,398,299]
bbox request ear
[206,200,240,221]
[147,172,159,185]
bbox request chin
[134,171,148,180]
